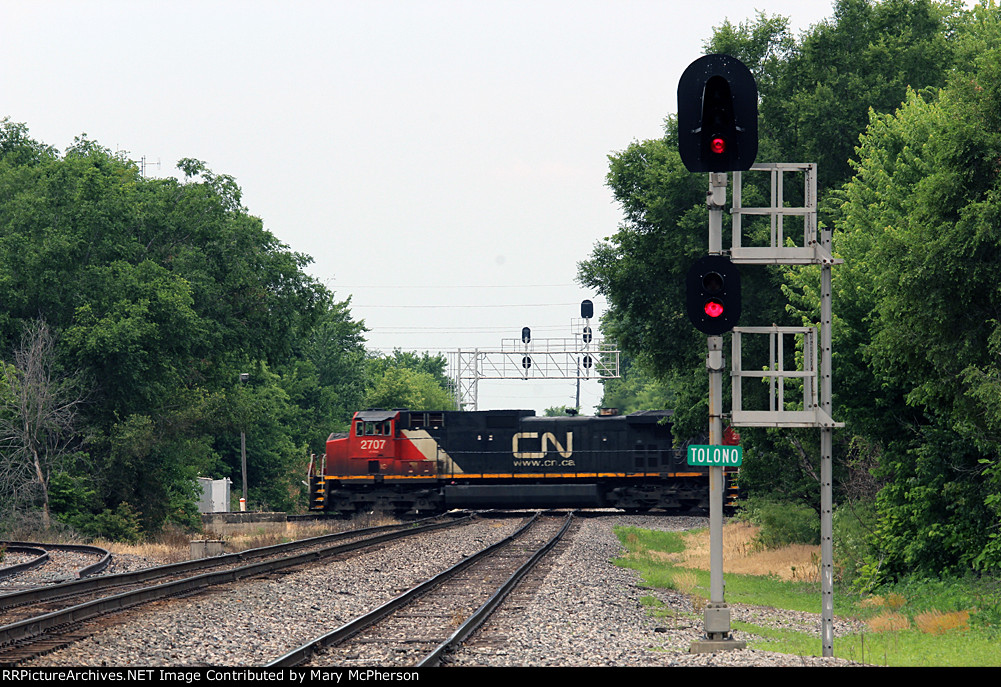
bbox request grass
[615,523,1001,667]
[76,518,397,564]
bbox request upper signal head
[677,54,758,173]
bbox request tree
[0,320,86,527]
[363,367,456,412]
[0,122,366,531]
[362,349,456,413]
[367,349,451,391]
[824,17,1001,575]
[595,355,674,415]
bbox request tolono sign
[686,444,742,467]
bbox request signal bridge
[448,308,620,411]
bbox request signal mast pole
[702,172,740,648]
[677,54,757,653]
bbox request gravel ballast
[447,514,866,667]
[10,514,867,667]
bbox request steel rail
[266,511,570,668]
[0,542,112,579]
[418,511,573,666]
[0,514,459,613]
[0,546,48,579]
[0,515,470,652]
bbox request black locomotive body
[308,408,736,515]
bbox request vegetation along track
[269,511,574,668]
[0,514,470,666]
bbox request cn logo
[512,432,574,459]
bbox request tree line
[0,124,454,540]
[579,0,1001,584]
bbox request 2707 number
[359,439,386,451]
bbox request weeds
[615,522,1001,666]
[914,610,970,635]
[866,611,910,632]
[96,518,367,564]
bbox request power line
[354,302,587,309]
[369,324,570,332]
[335,283,582,289]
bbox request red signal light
[687,255,741,335]
[710,137,726,154]
[704,299,725,318]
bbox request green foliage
[822,10,1001,578]
[739,497,820,548]
[581,0,1001,582]
[832,500,879,588]
[366,349,451,391]
[0,122,371,535]
[363,350,456,411]
[83,503,144,543]
[50,472,143,542]
[49,471,100,523]
[363,367,456,412]
[595,355,674,415]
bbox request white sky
[1,0,838,414]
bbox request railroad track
[0,513,471,666]
[0,542,111,582]
[268,511,574,668]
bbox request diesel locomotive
[307,408,739,515]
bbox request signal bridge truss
[729,162,843,429]
[727,161,844,657]
[448,319,620,411]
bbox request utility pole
[239,372,249,511]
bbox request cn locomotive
[307,408,738,515]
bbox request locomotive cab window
[358,421,392,436]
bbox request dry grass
[98,539,192,565]
[914,610,970,635]
[663,522,821,582]
[670,570,708,611]
[856,592,974,636]
[866,612,911,632]
[690,593,708,613]
[98,518,385,564]
[860,593,906,610]
[861,607,970,635]
[671,570,700,595]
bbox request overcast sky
[1,0,839,414]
